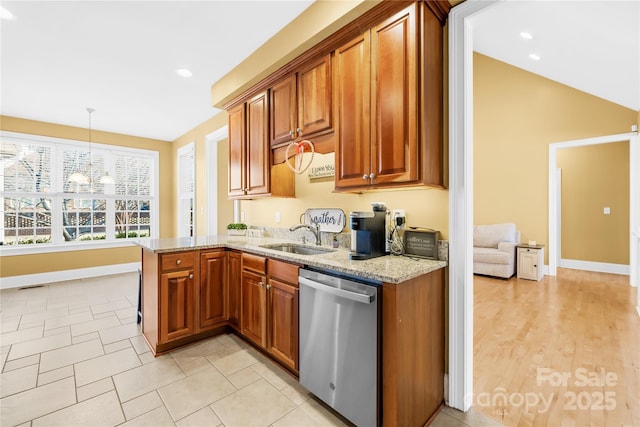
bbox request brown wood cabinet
[382,268,444,426]
[159,267,195,344]
[199,250,227,331]
[142,249,229,355]
[228,91,294,199]
[227,251,242,330]
[240,253,267,347]
[335,2,444,191]
[270,55,332,148]
[266,259,299,372]
[238,253,300,373]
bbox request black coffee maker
[349,202,387,260]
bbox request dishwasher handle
[299,276,375,304]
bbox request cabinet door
[297,55,332,139]
[267,278,299,372]
[334,32,372,189]
[270,75,297,147]
[199,251,227,330]
[228,251,242,330]
[370,4,418,185]
[241,270,266,347]
[228,103,246,197]
[159,269,194,344]
[246,91,270,196]
[518,249,538,280]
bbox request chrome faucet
[289,219,321,246]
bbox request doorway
[549,134,638,280]
[447,0,640,412]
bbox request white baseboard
[1,262,141,290]
[559,259,629,275]
[444,373,449,405]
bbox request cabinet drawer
[160,252,196,272]
[243,253,267,274]
[268,259,299,285]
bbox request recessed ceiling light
[0,6,15,20]
[529,53,541,61]
[520,31,533,40]
[176,68,193,78]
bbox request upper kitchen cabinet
[270,55,332,148]
[228,91,294,199]
[335,2,445,191]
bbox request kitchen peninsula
[137,235,446,426]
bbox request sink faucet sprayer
[289,219,321,246]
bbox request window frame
[0,131,159,256]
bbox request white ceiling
[472,0,640,112]
[1,1,638,144]
[0,0,314,141]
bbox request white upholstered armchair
[473,223,521,279]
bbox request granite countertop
[135,235,447,284]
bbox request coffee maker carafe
[349,202,387,260]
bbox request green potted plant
[227,222,247,236]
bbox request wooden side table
[517,244,544,281]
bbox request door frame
[447,0,499,411]
[205,126,228,236]
[548,133,639,283]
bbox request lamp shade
[99,172,115,184]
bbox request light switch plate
[604,207,611,215]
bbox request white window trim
[177,142,195,238]
[0,130,159,255]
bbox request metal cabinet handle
[259,281,264,287]
[189,274,193,279]
[176,259,182,265]
[266,284,271,290]
[369,173,376,179]
[289,130,294,136]
[363,174,369,180]
[297,127,303,134]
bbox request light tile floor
[1,272,501,427]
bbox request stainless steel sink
[260,243,336,256]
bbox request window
[177,143,195,237]
[1,131,158,249]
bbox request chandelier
[68,108,114,185]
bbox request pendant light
[87,108,115,184]
[91,108,115,185]
[68,109,89,184]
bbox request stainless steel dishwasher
[298,268,381,427]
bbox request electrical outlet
[275,211,281,223]
[604,207,611,215]
[392,209,406,228]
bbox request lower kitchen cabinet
[241,269,267,347]
[382,268,445,426]
[159,267,195,344]
[239,254,300,373]
[142,249,226,355]
[199,250,228,330]
[227,251,242,330]
[266,260,299,372]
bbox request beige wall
[0,115,173,277]
[557,142,629,264]
[473,53,637,263]
[238,153,449,239]
[172,112,234,237]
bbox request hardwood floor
[474,269,639,427]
